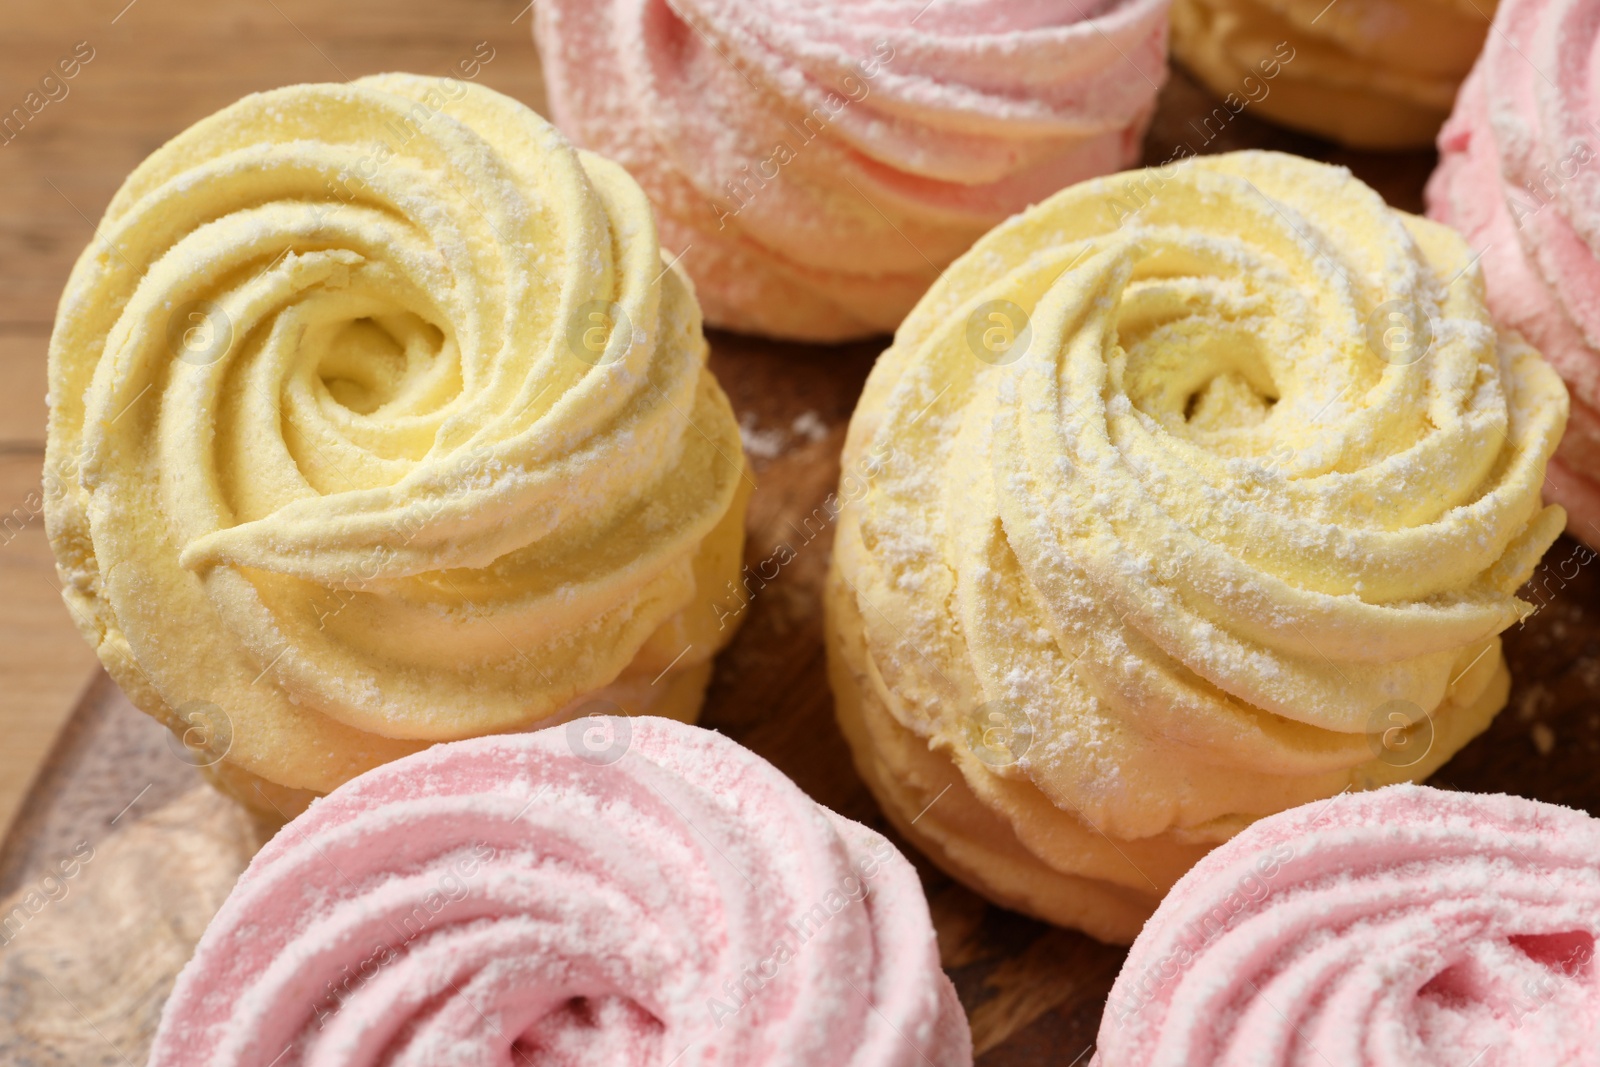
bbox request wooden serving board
[3,3,1598,1062]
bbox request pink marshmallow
[533,0,1170,341]
[1096,784,1600,1066]
[147,717,972,1067]
[1425,0,1600,548]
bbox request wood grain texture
[0,335,50,449]
[1,0,1597,1064]
[0,453,97,839]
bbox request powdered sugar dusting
[147,719,971,1067]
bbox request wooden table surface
[2,2,1597,1065]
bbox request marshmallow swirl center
[1097,786,1600,1066]
[44,75,747,796]
[147,719,971,1067]
[831,152,1565,934]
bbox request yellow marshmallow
[827,150,1566,942]
[45,74,749,816]
[1172,0,1494,149]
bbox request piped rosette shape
[1427,0,1600,547]
[534,0,1171,341]
[1096,785,1600,1066]
[43,75,749,816]
[826,150,1567,943]
[147,717,973,1067]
